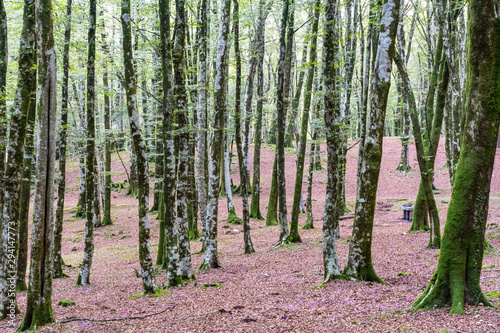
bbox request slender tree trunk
[200,0,231,269]
[276,0,291,245]
[159,0,183,287]
[290,0,320,242]
[413,0,499,313]
[17,77,36,292]
[18,0,57,328]
[121,0,157,293]
[343,0,400,283]
[77,0,98,286]
[173,0,195,280]
[0,0,7,232]
[322,0,341,283]
[54,0,72,279]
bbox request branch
[59,305,175,324]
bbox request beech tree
[412,0,500,314]
[18,0,57,328]
[344,0,400,282]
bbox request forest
[0,0,500,331]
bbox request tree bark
[344,0,400,283]
[54,0,72,279]
[413,0,500,313]
[18,0,57,328]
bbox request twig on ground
[59,305,175,324]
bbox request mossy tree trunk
[17,77,36,292]
[121,0,157,293]
[173,0,195,280]
[0,0,36,317]
[101,14,112,227]
[413,0,500,313]
[322,0,341,282]
[290,0,320,243]
[196,0,209,249]
[159,0,182,287]
[276,0,291,245]
[343,0,399,283]
[54,0,72,279]
[0,0,7,232]
[18,0,57,328]
[266,158,279,226]
[77,0,98,287]
[201,0,231,269]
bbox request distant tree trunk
[73,82,87,218]
[266,158,279,226]
[101,13,112,226]
[0,0,36,317]
[77,0,98,286]
[200,0,231,269]
[159,0,182,286]
[18,0,57,328]
[276,0,291,245]
[121,0,157,293]
[17,77,37,292]
[413,0,499,314]
[128,146,139,196]
[173,0,195,280]
[196,0,209,249]
[344,0,400,283]
[290,0,320,243]
[322,0,341,283]
[54,0,72,279]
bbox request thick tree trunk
[0,0,7,231]
[344,0,400,283]
[322,0,341,283]
[173,0,195,280]
[121,0,157,293]
[290,0,320,242]
[18,0,57,328]
[200,0,231,269]
[413,0,500,313]
[54,0,72,279]
[159,0,182,287]
[0,0,36,318]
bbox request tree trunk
[18,0,57,328]
[200,0,230,269]
[77,0,98,286]
[413,0,500,313]
[0,0,36,318]
[173,0,195,280]
[159,0,183,287]
[121,0,157,293]
[54,0,72,279]
[0,0,7,233]
[344,0,400,283]
[290,0,320,243]
[322,0,341,283]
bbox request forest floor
[2,136,500,332]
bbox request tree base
[101,217,113,226]
[249,210,264,220]
[226,212,243,225]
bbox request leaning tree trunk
[200,0,231,269]
[18,0,57,328]
[343,0,400,283]
[77,0,98,286]
[54,0,72,279]
[322,0,341,283]
[121,0,157,294]
[290,0,320,243]
[0,0,36,318]
[173,0,195,280]
[413,0,500,314]
[159,0,182,287]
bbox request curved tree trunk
[413,0,500,313]
[343,0,400,283]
